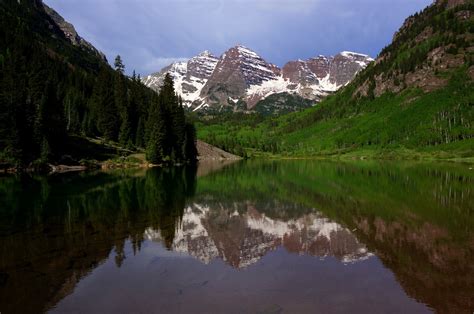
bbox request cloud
[144,57,190,74]
[44,0,433,76]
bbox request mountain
[42,3,107,61]
[352,0,473,98]
[0,0,197,168]
[142,51,219,108]
[143,45,373,112]
[198,0,474,159]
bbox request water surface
[0,161,473,313]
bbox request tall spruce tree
[93,68,119,141]
[144,73,196,164]
[171,96,186,161]
[114,55,125,74]
[114,57,132,148]
[184,122,198,162]
[146,95,166,164]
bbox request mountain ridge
[42,3,107,62]
[0,0,198,168]
[196,0,473,159]
[143,45,373,112]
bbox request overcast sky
[44,0,432,76]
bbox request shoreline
[2,154,473,175]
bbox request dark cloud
[44,0,432,76]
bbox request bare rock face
[196,140,241,161]
[143,45,373,112]
[199,45,279,107]
[330,52,373,86]
[282,59,322,85]
[186,51,218,80]
[142,51,219,107]
[42,3,106,61]
[277,52,373,103]
[353,1,473,100]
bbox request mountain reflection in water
[145,203,372,268]
[0,161,472,313]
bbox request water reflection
[146,202,372,268]
[0,161,472,313]
[0,167,196,314]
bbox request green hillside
[197,1,474,160]
[0,0,197,169]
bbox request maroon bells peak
[143,45,373,112]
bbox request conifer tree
[135,117,145,148]
[113,58,132,147]
[114,55,125,74]
[172,96,186,161]
[94,68,119,141]
[146,96,166,164]
[184,122,198,162]
[0,1,198,167]
[38,79,66,161]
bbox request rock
[196,140,241,161]
[42,3,106,61]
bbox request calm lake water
[0,160,473,313]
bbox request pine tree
[93,68,119,141]
[135,117,145,148]
[0,49,24,164]
[36,78,67,161]
[114,55,125,74]
[146,96,166,164]
[158,73,176,160]
[0,1,199,167]
[171,96,186,161]
[184,122,198,162]
[114,62,132,147]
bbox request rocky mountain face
[143,45,373,112]
[200,46,281,110]
[142,51,219,108]
[42,3,107,61]
[354,0,473,98]
[145,202,372,268]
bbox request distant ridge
[143,45,373,112]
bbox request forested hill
[0,0,197,169]
[198,0,474,160]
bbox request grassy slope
[198,70,474,160]
[268,68,473,159]
[197,2,474,161]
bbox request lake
[0,161,473,313]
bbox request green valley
[197,1,474,161]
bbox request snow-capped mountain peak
[340,51,374,61]
[142,45,373,112]
[142,51,218,107]
[198,50,213,57]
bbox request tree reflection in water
[0,161,472,313]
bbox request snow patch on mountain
[340,51,375,61]
[142,46,373,111]
[142,51,219,108]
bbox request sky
[44,0,433,76]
